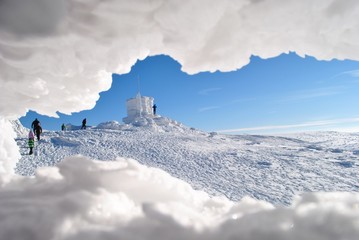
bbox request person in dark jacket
[81,118,87,129]
[61,123,66,131]
[152,104,157,115]
[35,124,42,141]
[31,118,40,132]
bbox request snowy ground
[15,117,359,206]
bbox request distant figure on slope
[61,123,66,131]
[81,118,87,129]
[31,118,40,132]
[152,104,157,115]
[35,124,42,141]
[28,130,35,155]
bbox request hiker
[35,124,42,141]
[152,104,157,115]
[81,118,87,129]
[61,123,66,131]
[28,130,35,155]
[31,118,40,132]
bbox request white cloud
[336,69,359,78]
[279,86,345,102]
[198,88,222,95]
[217,117,359,133]
[198,106,220,112]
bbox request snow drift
[1,155,358,240]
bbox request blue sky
[20,53,359,134]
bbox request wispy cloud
[198,106,220,112]
[198,88,221,96]
[279,87,344,102]
[332,69,359,78]
[198,97,256,113]
[230,98,257,104]
[217,117,359,133]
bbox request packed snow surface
[0,117,357,239]
[15,117,359,206]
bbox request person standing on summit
[81,118,87,129]
[152,104,157,115]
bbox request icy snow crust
[15,117,359,206]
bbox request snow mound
[95,121,123,130]
[10,119,29,138]
[64,123,94,131]
[51,137,81,147]
[96,116,195,134]
[2,156,359,240]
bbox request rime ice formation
[123,93,155,124]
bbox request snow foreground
[15,119,359,205]
[5,118,358,239]
[1,155,358,240]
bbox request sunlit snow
[5,117,358,239]
[1,0,359,239]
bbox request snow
[1,0,359,238]
[3,155,359,240]
[1,117,356,239]
[0,118,21,180]
[2,0,359,118]
[14,118,359,206]
[123,94,154,124]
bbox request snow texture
[5,117,358,239]
[15,118,359,206]
[1,0,359,238]
[1,0,359,118]
[0,118,20,180]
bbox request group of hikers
[27,103,158,155]
[27,118,87,155]
[60,118,86,131]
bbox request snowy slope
[14,117,359,206]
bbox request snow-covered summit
[8,119,359,239]
[97,115,194,133]
[14,119,359,206]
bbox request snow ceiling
[1,0,359,119]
